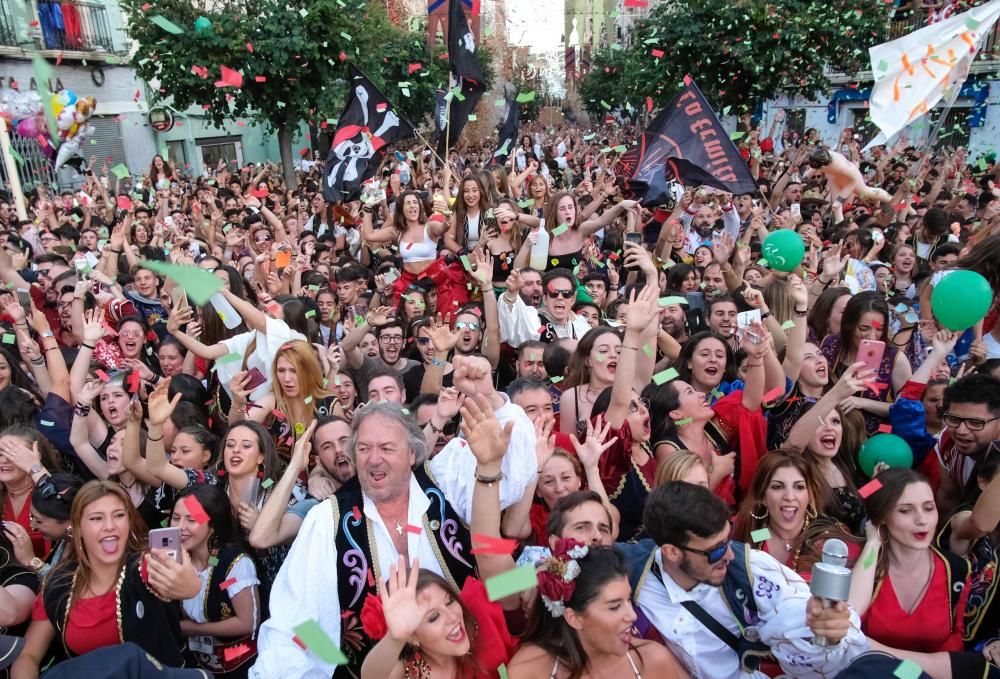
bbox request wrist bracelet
[74,404,91,417]
[760,311,772,321]
[621,345,640,351]
[30,357,45,367]
[475,470,505,487]
[428,419,447,434]
[429,357,446,366]
[147,434,164,442]
[81,343,95,350]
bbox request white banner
[865,0,1000,150]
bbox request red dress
[863,551,969,653]
[709,391,769,507]
[4,493,48,560]
[32,589,120,655]
[457,578,518,679]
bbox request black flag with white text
[491,87,520,166]
[616,75,756,206]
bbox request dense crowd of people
[2,115,1000,679]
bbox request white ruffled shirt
[249,396,537,679]
[636,548,868,679]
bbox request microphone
[809,538,852,646]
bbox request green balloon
[761,230,805,273]
[858,434,913,478]
[194,16,213,33]
[931,269,993,331]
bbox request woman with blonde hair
[10,481,200,678]
[654,451,710,488]
[447,174,495,253]
[233,340,339,461]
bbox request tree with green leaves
[580,0,891,118]
[121,0,451,184]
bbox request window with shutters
[85,116,128,172]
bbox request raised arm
[469,249,501,369]
[784,363,872,452]
[68,380,111,480]
[164,306,229,361]
[142,379,189,489]
[121,399,161,487]
[250,422,315,550]
[579,199,638,237]
[606,286,658,428]
[571,418,622,541]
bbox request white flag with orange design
[865,0,1000,151]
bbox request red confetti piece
[471,533,519,555]
[95,369,110,382]
[646,96,653,112]
[376,103,387,113]
[366,568,375,587]
[762,386,784,402]
[254,76,267,83]
[878,423,893,434]
[683,74,693,85]
[292,636,306,650]
[215,65,243,89]
[246,42,254,53]
[184,495,210,525]
[224,643,251,661]
[407,63,422,74]
[272,409,285,420]
[219,577,237,590]
[126,370,141,394]
[404,524,422,535]
[351,505,362,521]
[651,49,664,58]
[859,479,883,498]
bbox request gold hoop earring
[750,503,768,521]
[877,524,889,544]
[805,504,818,523]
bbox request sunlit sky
[506,0,564,52]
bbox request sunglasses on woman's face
[547,289,574,299]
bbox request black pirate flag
[323,65,415,203]
[490,86,520,166]
[615,76,756,207]
[434,0,485,156]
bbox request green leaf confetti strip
[673,417,693,426]
[659,296,688,306]
[292,620,348,665]
[551,223,569,236]
[750,527,772,542]
[652,368,679,385]
[486,564,539,601]
[780,320,796,330]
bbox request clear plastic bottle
[529,226,550,271]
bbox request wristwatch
[29,463,42,476]
[29,557,45,572]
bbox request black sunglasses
[546,289,574,299]
[672,541,729,565]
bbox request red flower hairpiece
[360,593,387,640]
[537,538,589,618]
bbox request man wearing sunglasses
[636,482,866,679]
[499,267,591,347]
[935,373,1000,515]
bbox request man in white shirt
[635,482,868,679]
[250,358,537,678]
[498,267,591,346]
[680,191,741,255]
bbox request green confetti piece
[673,417,693,426]
[893,660,923,679]
[110,164,130,180]
[659,296,688,306]
[515,91,536,103]
[551,223,569,236]
[642,344,654,357]
[730,131,745,141]
[299,7,309,16]
[150,15,185,34]
[39,419,55,427]
[304,396,313,405]
[216,353,243,364]
[305,309,316,318]
[583,133,596,141]
[612,145,627,153]
[467,114,477,121]
[208,556,219,566]
[876,58,889,72]
[757,259,769,267]
[401,408,409,415]
[292,620,348,665]
[308,284,321,292]
[9,147,23,164]
[1,333,14,344]
[484,25,494,37]
[750,527,772,542]
[780,320,796,330]
[161,518,169,527]
[460,255,472,271]
[498,664,509,679]
[140,260,223,306]
[600,100,612,110]
[261,478,274,489]
[485,564,539,601]
[518,199,533,208]
[652,368,679,385]
[549,375,563,383]
[863,547,877,569]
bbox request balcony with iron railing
[36,0,114,53]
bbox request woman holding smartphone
[10,481,199,679]
[820,292,912,434]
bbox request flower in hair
[360,593,387,640]
[538,538,589,618]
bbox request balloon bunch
[0,87,98,171]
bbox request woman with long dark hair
[172,484,260,677]
[508,544,688,679]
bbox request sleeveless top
[330,467,478,677]
[400,226,438,263]
[549,650,642,678]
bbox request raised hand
[147,377,182,426]
[426,314,460,353]
[435,386,464,422]
[365,305,394,328]
[166,305,194,335]
[622,285,659,331]
[832,361,876,400]
[78,378,103,405]
[452,354,494,398]
[533,415,555,469]
[571,417,619,470]
[459,393,513,470]
[821,243,850,281]
[291,420,317,470]
[381,556,429,643]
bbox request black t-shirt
[0,553,40,638]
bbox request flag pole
[444,73,455,168]
[411,127,449,169]
[0,119,28,221]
